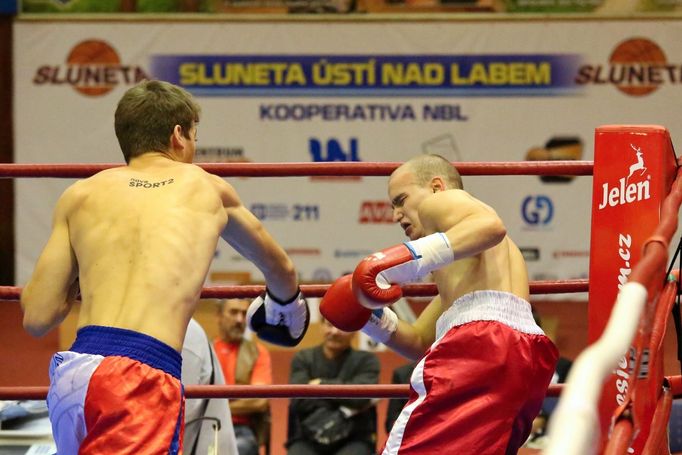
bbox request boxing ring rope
[545,162,682,455]
[0,160,594,178]
[6,161,652,455]
[0,383,567,402]
[0,279,589,301]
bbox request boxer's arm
[21,192,79,337]
[216,178,297,300]
[383,296,442,360]
[419,190,506,261]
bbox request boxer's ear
[430,176,445,193]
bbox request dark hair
[404,154,463,190]
[114,80,201,163]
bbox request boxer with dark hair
[21,80,309,454]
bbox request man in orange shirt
[214,298,272,455]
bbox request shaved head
[396,154,463,190]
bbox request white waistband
[435,290,545,340]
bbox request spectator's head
[115,79,201,164]
[217,299,250,343]
[321,317,355,359]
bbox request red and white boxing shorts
[47,325,185,454]
[383,290,558,455]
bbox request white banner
[14,20,682,302]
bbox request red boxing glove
[353,233,454,310]
[319,274,372,332]
[352,244,413,309]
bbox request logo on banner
[33,39,150,97]
[519,247,540,261]
[575,37,673,97]
[359,201,393,224]
[309,137,362,181]
[250,203,320,221]
[150,54,582,97]
[195,146,250,163]
[598,144,651,210]
[310,137,360,162]
[521,195,554,227]
[525,136,583,183]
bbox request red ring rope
[0,279,588,301]
[0,383,565,401]
[0,161,591,409]
[0,161,594,178]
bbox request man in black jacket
[286,318,380,455]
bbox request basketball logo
[33,39,150,97]
[66,40,121,96]
[608,38,667,97]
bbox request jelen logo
[598,144,651,210]
[626,144,647,184]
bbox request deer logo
[626,144,647,185]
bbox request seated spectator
[385,361,417,434]
[286,318,380,455]
[182,318,239,455]
[213,299,273,455]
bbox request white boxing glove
[246,289,310,347]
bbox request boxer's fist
[353,233,454,309]
[352,244,414,309]
[247,289,309,347]
[320,274,372,332]
[321,274,399,344]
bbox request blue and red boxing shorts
[383,290,558,455]
[47,325,185,454]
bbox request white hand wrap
[378,232,454,287]
[361,307,398,344]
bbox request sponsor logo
[285,248,321,256]
[615,347,636,406]
[310,137,360,162]
[521,195,554,227]
[195,147,250,163]
[128,178,174,188]
[250,203,320,221]
[525,136,583,183]
[598,144,651,210]
[617,233,632,290]
[150,54,581,97]
[552,250,589,259]
[33,39,150,97]
[520,247,540,261]
[251,203,289,220]
[334,249,373,258]
[309,137,362,182]
[575,37,677,97]
[359,201,393,224]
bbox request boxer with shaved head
[322,153,558,454]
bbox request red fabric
[80,356,184,454]
[386,321,558,455]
